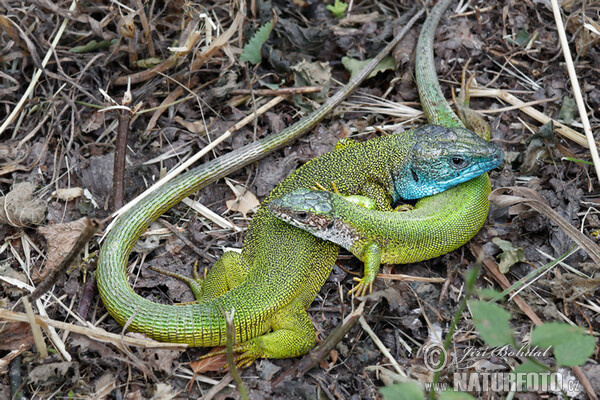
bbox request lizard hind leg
[200,303,317,368]
[149,251,250,303]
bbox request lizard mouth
[438,149,504,190]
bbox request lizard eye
[450,156,467,169]
[295,212,308,220]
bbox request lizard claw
[312,181,340,193]
[348,276,373,297]
[394,203,415,212]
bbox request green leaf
[513,28,531,46]
[492,238,525,273]
[341,56,395,80]
[258,79,284,90]
[510,361,552,390]
[239,20,274,65]
[463,267,480,289]
[69,39,117,53]
[136,57,162,68]
[531,322,596,367]
[558,96,575,124]
[562,157,594,166]
[468,300,515,346]
[380,382,424,400]
[326,0,348,18]
[476,287,504,301]
[439,391,476,400]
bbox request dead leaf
[492,238,526,273]
[137,348,182,374]
[173,116,207,134]
[37,218,89,281]
[190,351,228,373]
[81,110,105,133]
[226,185,260,217]
[152,383,179,400]
[92,373,117,399]
[0,182,47,227]
[52,187,84,201]
[319,349,338,370]
[28,362,79,387]
[256,360,281,381]
[0,322,34,351]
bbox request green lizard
[270,0,499,297]
[95,1,497,366]
[96,10,421,366]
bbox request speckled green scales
[95,0,499,366]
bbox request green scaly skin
[96,15,421,366]
[96,1,495,365]
[270,0,500,297]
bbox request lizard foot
[394,203,414,212]
[312,181,340,193]
[148,261,205,300]
[348,276,374,297]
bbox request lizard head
[393,124,503,200]
[269,188,334,229]
[269,189,361,250]
[269,188,340,237]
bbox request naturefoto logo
[422,343,553,372]
[421,344,581,396]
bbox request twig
[159,218,204,257]
[102,95,286,235]
[469,87,594,148]
[113,110,131,211]
[22,298,48,358]
[224,309,248,400]
[470,243,597,400]
[0,309,186,350]
[550,0,600,180]
[0,0,77,135]
[229,86,322,96]
[359,315,406,377]
[135,0,155,58]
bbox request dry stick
[112,0,245,86]
[159,218,204,257]
[103,95,286,235]
[112,111,131,211]
[135,0,155,58]
[490,187,600,264]
[21,298,48,358]
[468,87,594,149]
[550,0,600,180]
[224,309,248,400]
[228,86,322,96]
[358,316,406,377]
[0,0,77,135]
[0,309,186,350]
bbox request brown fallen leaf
[190,351,229,373]
[226,184,260,218]
[37,217,90,281]
[0,322,34,351]
[0,182,47,227]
